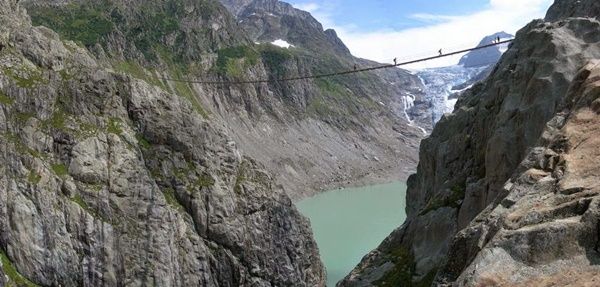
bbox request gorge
[1,0,600,286]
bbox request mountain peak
[458,31,513,68]
[218,0,351,55]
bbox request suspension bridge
[159,39,513,85]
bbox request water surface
[297,181,407,286]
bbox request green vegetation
[234,164,247,194]
[29,2,114,46]
[0,91,14,105]
[76,121,99,139]
[215,46,259,77]
[3,133,42,158]
[114,61,169,90]
[2,67,47,89]
[132,9,180,59]
[375,247,414,287]
[374,247,437,287]
[136,134,151,150]
[162,188,185,210]
[51,164,68,177]
[168,67,209,119]
[27,170,41,185]
[49,110,67,130]
[420,182,466,216]
[14,112,34,124]
[0,250,39,287]
[195,174,215,189]
[107,118,123,135]
[114,61,147,80]
[307,97,334,118]
[71,194,89,211]
[260,45,293,77]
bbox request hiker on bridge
[438,49,443,56]
[394,58,397,65]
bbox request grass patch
[0,91,14,105]
[14,112,34,124]
[27,170,41,185]
[107,118,123,135]
[162,188,184,210]
[195,174,215,188]
[50,110,67,129]
[2,67,47,89]
[51,164,68,177]
[215,46,259,77]
[168,68,209,119]
[76,121,99,139]
[0,250,39,287]
[135,134,151,150]
[71,194,89,211]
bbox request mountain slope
[340,0,600,286]
[24,0,425,200]
[0,0,325,286]
[216,0,426,197]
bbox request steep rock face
[340,0,600,286]
[0,0,324,286]
[23,0,425,200]
[438,61,600,286]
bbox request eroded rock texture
[341,0,600,286]
[0,0,324,286]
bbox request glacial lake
[296,181,407,287]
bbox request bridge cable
[158,39,513,85]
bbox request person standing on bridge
[497,36,501,43]
[438,49,443,56]
[394,58,397,65]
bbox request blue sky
[289,0,491,31]
[288,0,554,68]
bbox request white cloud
[409,13,460,23]
[308,0,554,69]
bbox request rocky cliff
[341,0,600,286]
[22,0,424,200]
[215,0,426,198]
[0,0,325,286]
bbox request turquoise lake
[296,181,407,287]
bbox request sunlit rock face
[0,0,326,286]
[340,0,600,286]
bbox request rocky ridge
[0,0,325,286]
[340,0,600,286]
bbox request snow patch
[271,39,293,49]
